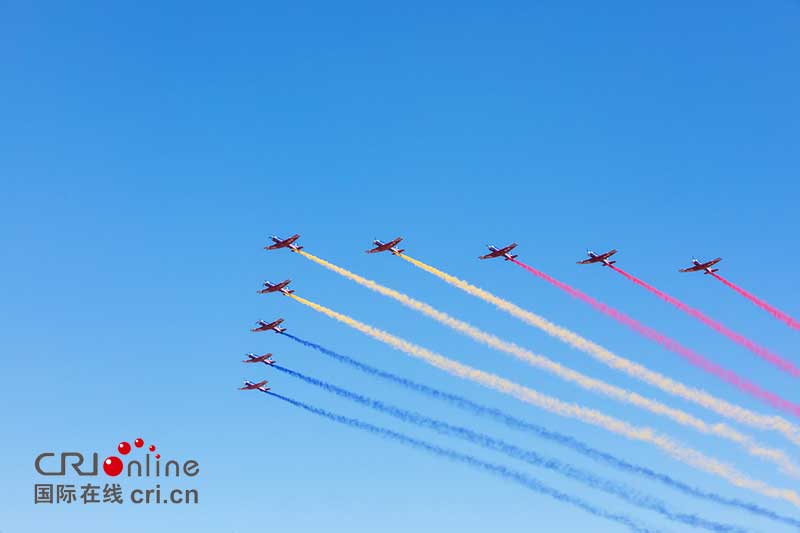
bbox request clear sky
[1,2,799,532]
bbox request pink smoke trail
[607,264,800,378]
[511,259,800,416]
[710,273,800,331]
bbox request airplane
[251,318,287,333]
[243,353,276,365]
[265,234,303,253]
[257,279,294,296]
[479,243,518,261]
[366,237,405,255]
[577,249,618,267]
[239,380,270,392]
[680,257,722,275]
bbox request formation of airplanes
[244,233,728,392]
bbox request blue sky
[1,2,799,531]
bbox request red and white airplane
[366,237,404,255]
[243,353,276,365]
[258,279,294,296]
[577,249,618,267]
[479,243,518,261]
[239,380,270,392]
[265,234,303,252]
[680,257,722,275]
[251,318,287,333]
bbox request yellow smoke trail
[399,253,800,447]
[297,251,800,476]
[287,292,800,507]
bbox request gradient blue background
[1,2,798,531]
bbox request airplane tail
[286,289,296,295]
[275,327,286,333]
[704,269,720,275]
[392,249,406,255]
[608,260,617,265]
[505,254,519,261]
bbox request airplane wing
[706,258,722,267]
[679,265,703,272]
[601,249,618,260]
[576,258,597,265]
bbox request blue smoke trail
[282,333,800,529]
[263,390,657,533]
[273,364,745,533]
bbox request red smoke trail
[511,259,800,417]
[607,264,800,378]
[710,273,800,331]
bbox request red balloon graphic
[103,456,124,476]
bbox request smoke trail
[297,251,799,473]
[710,273,800,331]
[286,293,800,507]
[281,332,800,529]
[511,260,800,427]
[609,265,800,378]
[264,391,657,533]
[398,253,800,445]
[273,364,747,533]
